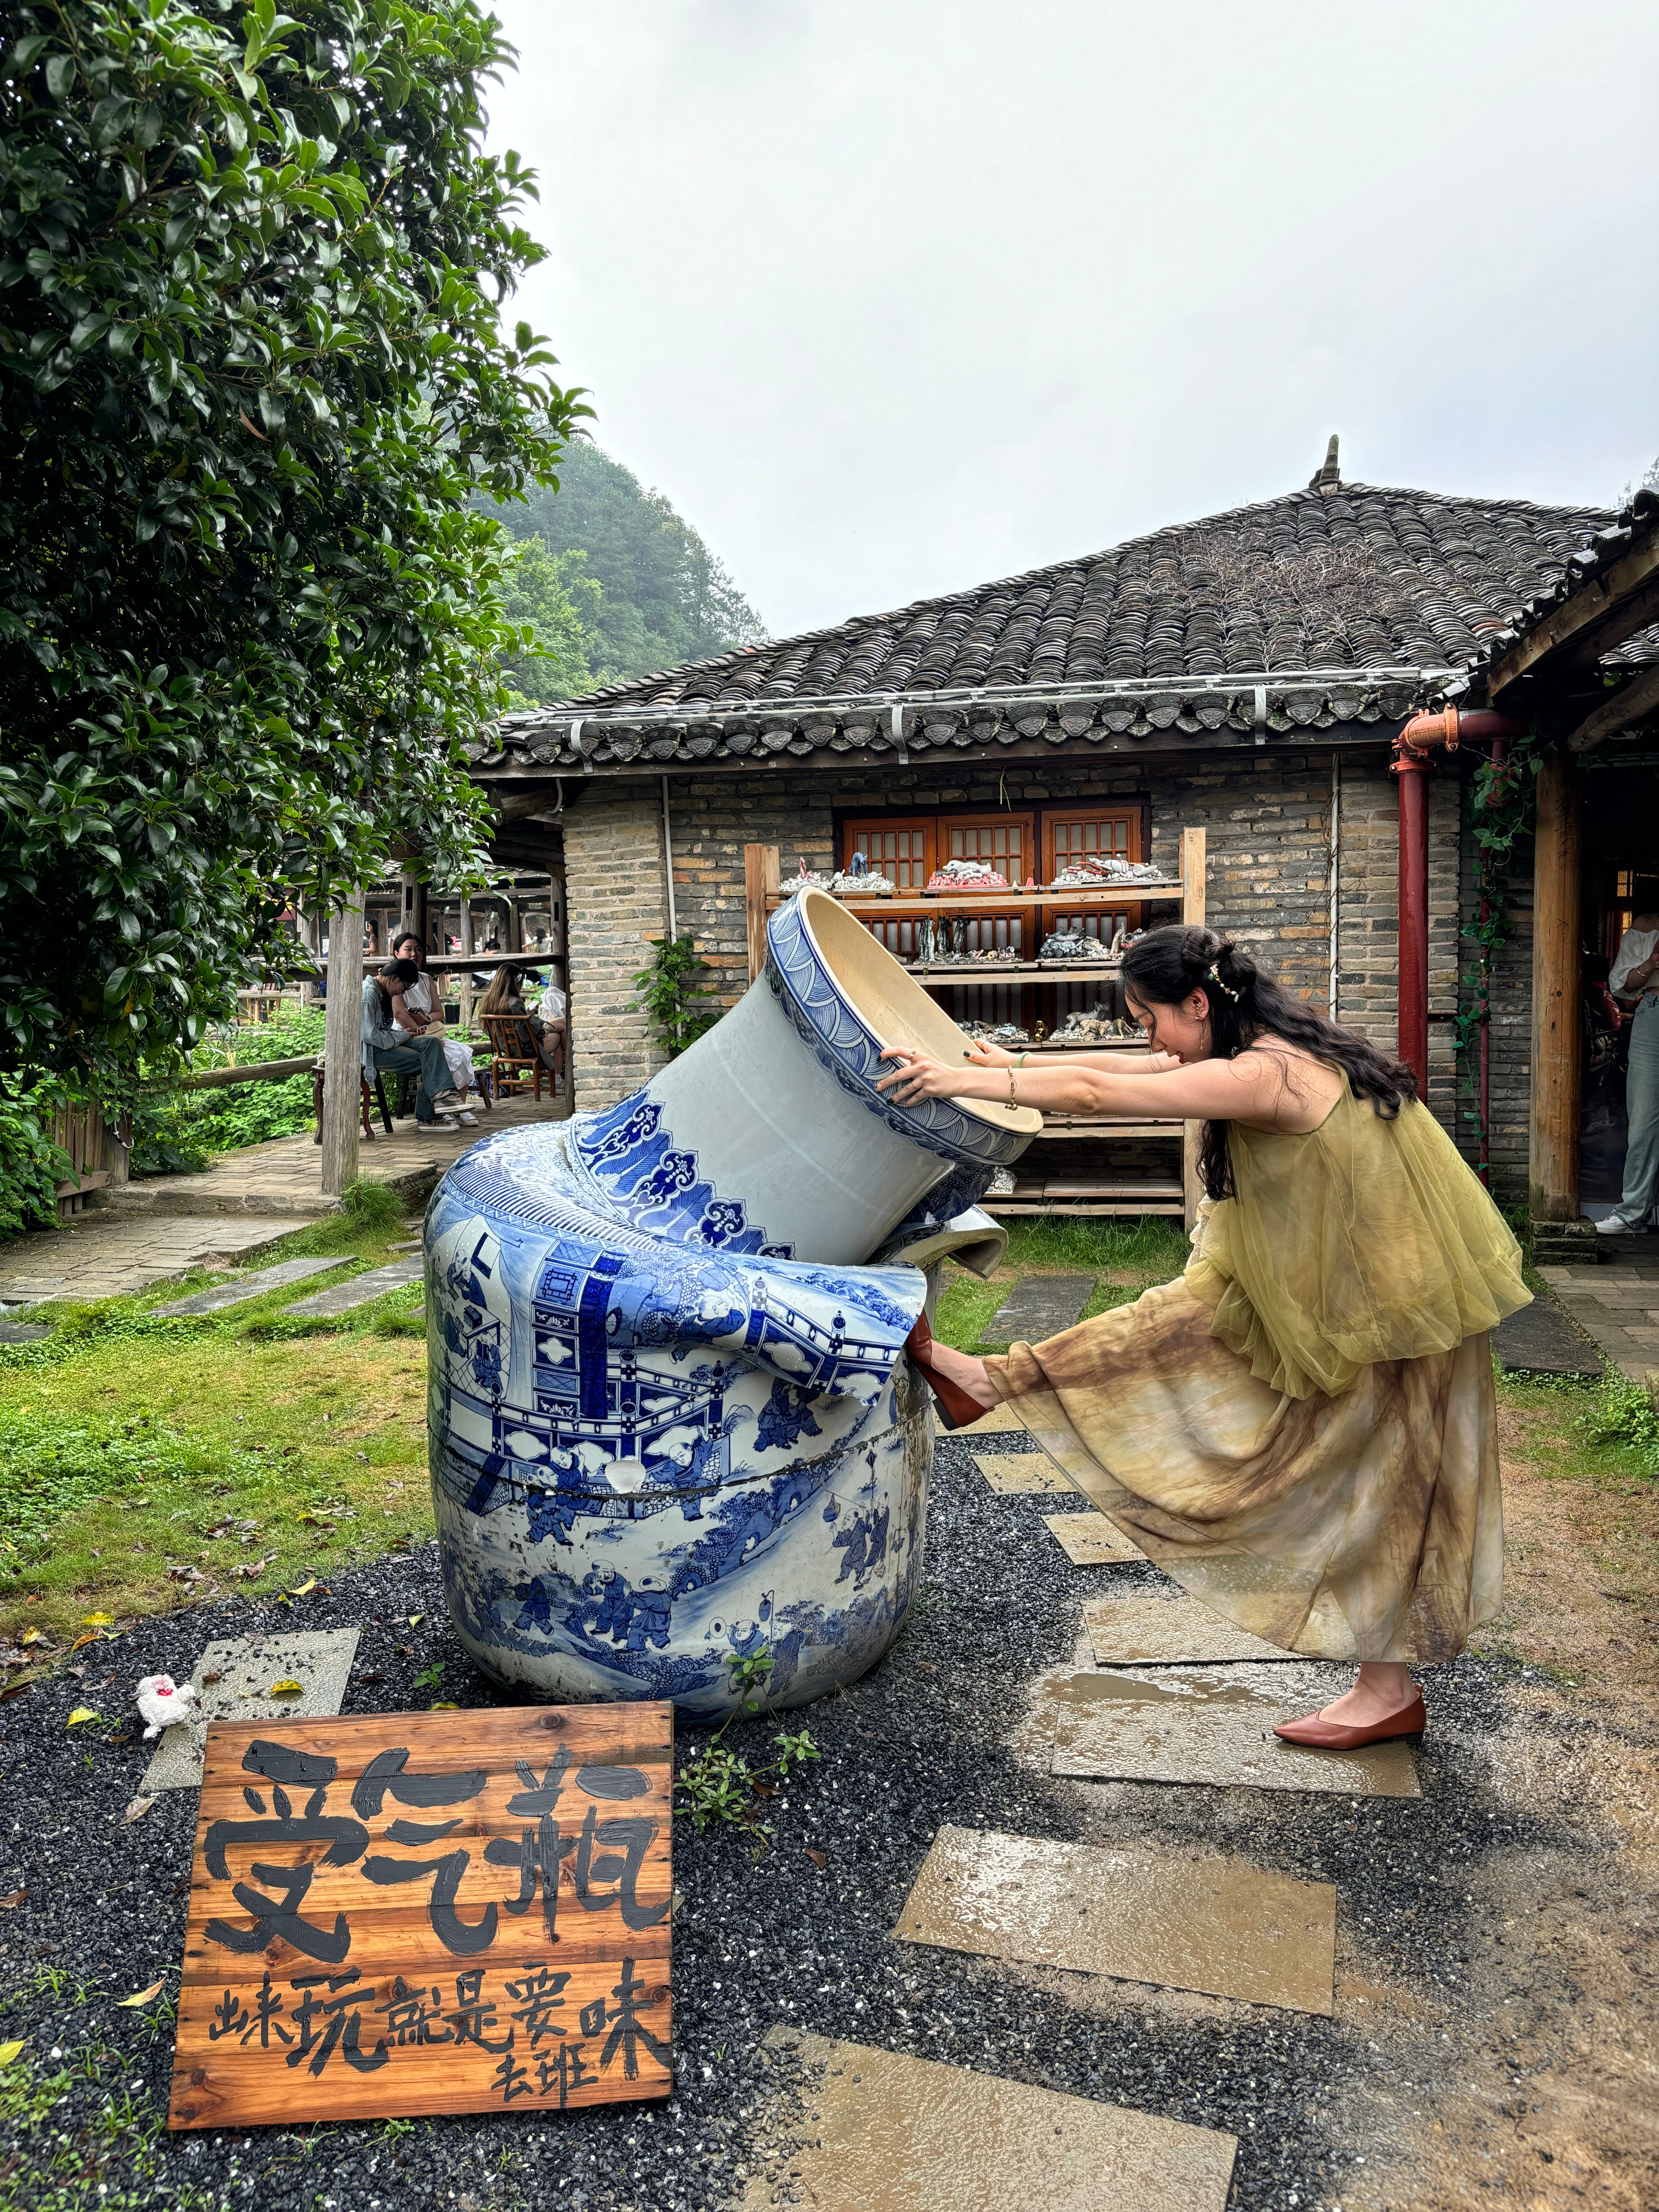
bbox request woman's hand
[964,1038,1017,1067]
[877,1047,973,1105]
[1141,1049,1183,1074]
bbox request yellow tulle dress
[984,1082,1532,1662]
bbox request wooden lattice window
[1042,809,1139,881]
[843,819,936,890]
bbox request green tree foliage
[491,438,766,690]
[497,535,598,706]
[0,0,589,1084]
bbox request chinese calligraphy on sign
[169,1705,673,2128]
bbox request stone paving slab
[750,2030,1237,2212]
[0,1321,50,1343]
[954,1400,1026,1435]
[140,1627,361,1791]
[98,1089,563,1219]
[0,1215,318,1304]
[1083,1592,1297,1665]
[1042,1511,1146,1565]
[283,1257,423,1317]
[981,1273,1095,1344]
[974,1452,1074,1495]
[1492,1300,1602,1377]
[895,1823,1336,2014]
[1044,1664,1421,1797]
[150,1255,349,1317]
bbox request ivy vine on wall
[1455,723,1553,1172]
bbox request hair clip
[1206,962,1240,1001]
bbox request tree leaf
[115,1977,167,2009]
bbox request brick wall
[563,791,670,1109]
[561,743,1482,1159]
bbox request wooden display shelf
[908,960,1123,984]
[984,1176,1185,1218]
[741,825,1208,1227]
[1029,1118,1181,1139]
[830,882,1182,917]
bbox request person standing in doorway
[1601,896,1659,1235]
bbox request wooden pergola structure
[1449,495,1659,1228]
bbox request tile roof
[1436,486,1659,697]
[476,478,1629,774]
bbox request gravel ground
[0,1432,1565,2211]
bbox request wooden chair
[481,1013,548,1102]
[311,1061,394,1143]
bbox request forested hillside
[488,440,767,705]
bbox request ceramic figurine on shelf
[829,851,894,898]
[926,857,1010,893]
[423,890,1040,1718]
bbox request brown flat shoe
[1273,1692,1426,1749]
[903,1310,992,1432]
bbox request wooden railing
[52,1099,129,1220]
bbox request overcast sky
[486,0,1659,642]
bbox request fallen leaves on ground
[66,1707,101,1727]
[0,2042,22,2067]
[124,1797,155,1823]
[804,1847,828,1870]
[115,1978,167,2009]
[231,1554,276,1581]
[269,1679,303,1697]
[0,1891,26,1909]
[80,1613,113,1628]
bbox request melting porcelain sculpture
[426,891,1040,1717]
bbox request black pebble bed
[0,1432,1545,2211]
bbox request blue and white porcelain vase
[425,890,1039,1718]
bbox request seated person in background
[479,964,564,1085]
[390,932,483,1119]
[537,975,567,1092]
[362,960,462,1126]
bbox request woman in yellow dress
[878,925,1530,1749]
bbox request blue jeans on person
[371,1037,453,1125]
[1612,998,1659,1228]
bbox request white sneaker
[458,1111,478,1127]
[1596,1214,1647,1235]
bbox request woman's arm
[877,1044,1333,1128]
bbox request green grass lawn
[0,1202,432,1646]
[4,1200,1655,1670]
[933,1214,1191,1351]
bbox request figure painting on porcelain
[424,891,1039,1719]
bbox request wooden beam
[1487,527,1659,701]
[1528,756,1582,1222]
[319,890,365,1200]
[1180,826,1206,1231]
[744,843,780,982]
[1567,662,1659,753]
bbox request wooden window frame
[1039,805,1144,883]
[936,810,1037,888]
[841,816,938,891]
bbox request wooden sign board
[169,1703,672,2129]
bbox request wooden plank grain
[170,1705,673,2130]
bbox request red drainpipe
[1392,706,1524,1111]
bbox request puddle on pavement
[895,1824,1335,2015]
[748,2028,1236,2212]
[1042,1511,1147,1565]
[975,1453,1075,1495]
[1084,1592,1298,1666]
[1041,1664,1422,1797]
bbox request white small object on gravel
[135,1674,201,1738]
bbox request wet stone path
[1,1426,1648,2208]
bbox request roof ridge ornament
[1309,434,1341,493]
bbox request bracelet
[1016,1051,1029,1067]
[1007,1067,1018,1107]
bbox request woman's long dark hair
[1120,925,1417,1201]
[373,958,419,1024]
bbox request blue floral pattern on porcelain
[426,895,1034,1719]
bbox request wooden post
[549,859,572,1121]
[507,892,522,954]
[319,888,365,1199]
[1180,826,1207,1231]
[744,844,780,982]
[399,871,427,957]
[1528,752,1582,1221]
